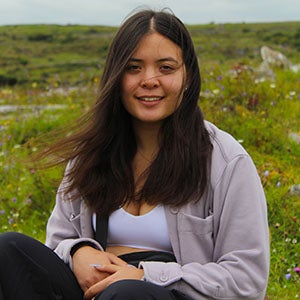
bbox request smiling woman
[121,32,186,126]
[0,8,269,300]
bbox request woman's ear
[184,71,191,91]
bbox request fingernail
[89,264,102,267]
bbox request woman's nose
[140,72,160,89]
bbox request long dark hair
[39,9,213,216]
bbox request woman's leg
[0,232,83,300]
[95,279,191,300]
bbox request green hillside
[0,22,299,86]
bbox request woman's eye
[160,65,175,73]
[125,65,140,73]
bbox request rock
[290,64,300,73]
[288,132,300,144]
[289,184,300,196]
[260,46,292,69]
[255,61,276,81]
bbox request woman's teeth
[139,97,162,102]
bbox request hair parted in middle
[46,9,213,216]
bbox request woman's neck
[132,120,161,160]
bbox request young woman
[0,9,269,300]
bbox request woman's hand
[84,264,144,300]
[72,246,128,292]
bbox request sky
[0,0,299,26]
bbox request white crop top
[92,205,173,253]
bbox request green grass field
[0,22,299,298]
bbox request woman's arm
[45,171,129,292]
[45,175,103,267]
[140,155,270,300]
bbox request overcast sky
[1,0,299,26]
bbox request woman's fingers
[85,264,144,299]
[84,268,121,300]
[107,252,128,266]
[84,278,110,299]
[95,264,120,274]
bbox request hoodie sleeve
[140,155,270,300]
[45,174,103,268]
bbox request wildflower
[294,267,300,273]
[270,83,276,89]
[275,223,280,228]
[212,89,220,95]
[12,197,17,203]
[285,273,291,280]
[254,78,265,84]
[264,170,270,177]
[289,91,296,96]
[0,210,5,215]
[276,181,281,187]
[8,218,14,224]
[292,239,298,244]
[26,198,32,204]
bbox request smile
[137,96,163,102]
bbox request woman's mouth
[137,96,164,102]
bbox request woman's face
[121,32,186,127]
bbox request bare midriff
[106,245,152,256]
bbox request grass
[0,22,299,299]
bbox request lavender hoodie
[46,121,269,299]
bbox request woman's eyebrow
[157,57,179,63]
[129,57,180,64]
[128,58,142,62]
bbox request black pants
[0,232,191,300]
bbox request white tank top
[92,205,173,253]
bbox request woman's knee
[0,232,23,251]
[0,232,40,263]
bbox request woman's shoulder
[204,120,253,186]
[205,120,248,162]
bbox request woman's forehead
[132,32,183,62]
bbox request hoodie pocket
[178,213,214,264]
